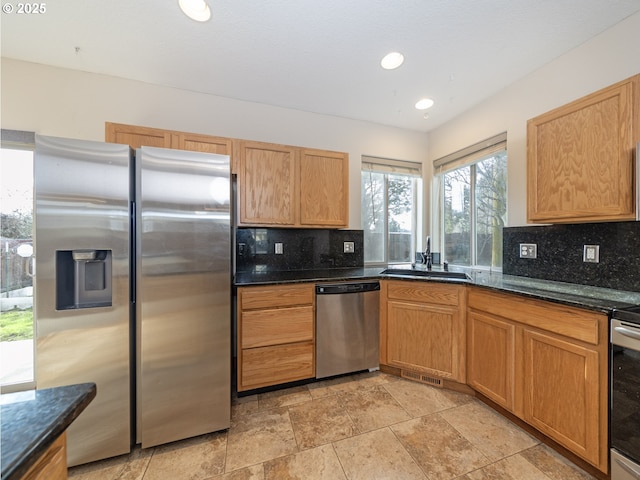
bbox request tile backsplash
[503,221,640,292]
[236,228,364,272]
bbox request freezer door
[136,146,231,447]
[34,135,132,466]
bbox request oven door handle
[614,325,640,341]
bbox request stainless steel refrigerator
[34,135,231,466]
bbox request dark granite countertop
[1,383,96,480]
[234,266,640,313]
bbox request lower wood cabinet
[467,310,515,411]
[467,288,608,473]
[523,328,600,465]
[237,283,315,391]
[21,432,67,480]
[381,280,466,383]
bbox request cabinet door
[175,133,232,156]
[386,300,462,380]
[238,142,296,225]
[527,74,639,223]
[106,122,171,148]
[467,310,515,411]
[523,328,600,466]
[299,149,349,227]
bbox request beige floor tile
[68,446,153,480]
[225,407,298,472]
[382,378,470,418]
[231,394,259,418]
[440,401,538,461]
[333,428,427,480]
[391,414,490,480]
[263,444,347,480]
[339,384,411,432]
[214,464,265,480]
[258,385,312,410]
[143,432,227,480]
[307,371,396,398]
[463,454,551,480]
[288,395,358,450]
[520,444,598,480]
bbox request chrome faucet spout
[422,236,432,270]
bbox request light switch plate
[344,241,355,253]
[275,242,283,254]
[583,245,599,263]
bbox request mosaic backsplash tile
[503,221,640,292]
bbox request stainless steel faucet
[422,236,432,270]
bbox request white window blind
[433,132,507,174]
[362,156,422,177]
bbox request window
[1,130,35,391]
[434,133,507,269]
[361,156,422,265]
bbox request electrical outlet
[343,241,355,253]
[583,245,599,263]
[519,243,537,259]
[275,242,283,254]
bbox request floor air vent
[401,370,443,387]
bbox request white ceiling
[2,1,640,132]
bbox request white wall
[0,57,430,229]
[427,11,640,227]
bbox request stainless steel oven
[611,307,640,479]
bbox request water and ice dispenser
[56,249,112,309]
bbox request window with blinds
[361,156,422,265]
[433,133,507,269]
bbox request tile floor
[69,371,598,480]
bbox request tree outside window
[443,151,506,268]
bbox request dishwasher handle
[316,281,380,295]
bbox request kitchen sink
[380,268,470,280]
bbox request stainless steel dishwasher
[315,281,380,379]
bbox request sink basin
[381,268,470,280]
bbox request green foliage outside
[0,309,34,341]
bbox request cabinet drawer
[241,306,314,348]
[239,284,314,310]
[468,289,602,345]
[241,342,314,389]
[386,281,460,306]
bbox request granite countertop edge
[1,382,97,480]
[234,267,640,312]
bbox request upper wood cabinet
[238,141,297,226]
[106,122,172,149]
[299,149,349,227]
[237,141,349,228]
[107,123,349,228]
[527,74,639,223]
[105,122,233,163]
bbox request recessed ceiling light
[380,52,404,70]
[179,0,211,22]
[415,98,435,110]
